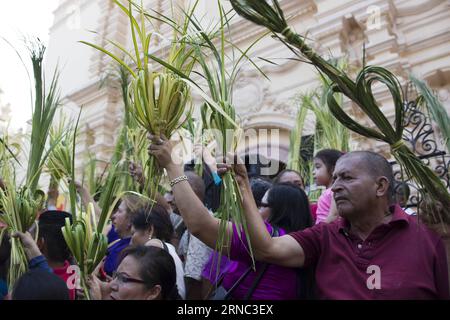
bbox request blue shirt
[0,279,7,300]
[107,224,120,244]
[103,237,131,276]
[29,255,53,273]
[0,256,53,300]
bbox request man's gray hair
[338,151,395,201]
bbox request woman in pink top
[313,149,344,224]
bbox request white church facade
[42,0,450,174]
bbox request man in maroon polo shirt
[148,135,449,299]
[234,151,449,299]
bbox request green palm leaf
[410,75,450,153]
[230,0,450,221]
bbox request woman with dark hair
[206,183,313,300]
[131,204,186,299]
[273,169,304,189]
[89,246,179,300]
[150,135,316,300]
[131,205,174,244]
[264,183,312,233]
[12,269,70,300]
[249,176,273,208]
[201,176,273,298]
[313,149,344,224]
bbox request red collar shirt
[289,205,449,299]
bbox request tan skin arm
[47,181,59,209]
[86,274,112,300]
[218,157,306,268]
[148,135,232,256]
[149,135,305,268]
[73,181,101,218]
[12,232,42,261]
[129,161,172,214]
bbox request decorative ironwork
[402,101,440,157]
[390,98,450,209]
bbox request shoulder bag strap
[243,226,279,300]
[216,226,278,300]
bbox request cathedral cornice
[64,79,108,106]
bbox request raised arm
[149,135,232,255]
[74,181,101,218]
[129,161,172,214]
[219,158,306,268]
[12,232,53,273]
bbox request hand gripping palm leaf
[81,0,197,201]
[178,2,272,270]
[0,40,60,290]
[61,203,107,300]
[230,0,450,222]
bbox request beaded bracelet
[169,175,188,188]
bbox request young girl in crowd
[313,149,344,224]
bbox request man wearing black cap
[36,210,76,300]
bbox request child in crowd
[313,149,344,224]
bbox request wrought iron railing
[390,99,450,208]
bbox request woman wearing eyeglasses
[88,245,179,300]
[130,204,186,299]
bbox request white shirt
[403,207,417,216]
[166,242,186,299]
[145,239,186,299]
[179,231,212,281]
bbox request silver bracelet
[169,175,188,188]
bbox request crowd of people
[0,135,449,300]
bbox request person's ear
[148,226,154,239]
[328,166,336,179]
[37,237,45,252]
[145,285,162,300]
[375,177,390,197]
